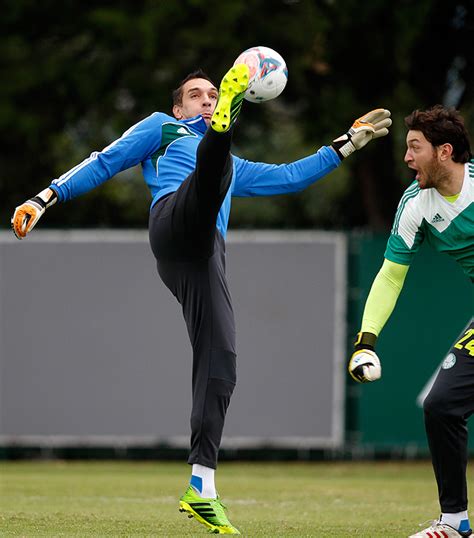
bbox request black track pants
[423,319,474,513]
[148,127,236,469]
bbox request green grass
[1,460,470,536]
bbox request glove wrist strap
[33,188,58,209]
[354,331,377,351]
[331,135,356,160]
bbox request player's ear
[439,142,454,161]
[173,105,184,120]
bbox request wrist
[331,135,356,160]
[354,331,377,351]
[33,188,58,209]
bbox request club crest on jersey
[441,353,456,369]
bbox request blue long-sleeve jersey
[50,112,341,238]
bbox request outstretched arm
[348,259,409,383]
[232,109,392,196]
[11,112,166,239]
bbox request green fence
[347,233,473,453]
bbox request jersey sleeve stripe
[53,115,155,188]
[392,185,420,234]
[54,152,100,187]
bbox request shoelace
[214,494,227,511]
[415,518,471,537]
[212,499,228,520]
[417,519,440,530]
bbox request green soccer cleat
[179,486,241,534]
[211,64,249,133]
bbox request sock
[190,464,216,499]
[441,511,470,531]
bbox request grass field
[1,460,471,536]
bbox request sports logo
[441,353,456,369]
[430,213,445,224]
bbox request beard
[418,154,450,190]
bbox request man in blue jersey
[12,61,391,534]
[348,105,473,538]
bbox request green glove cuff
[354,331,377,351]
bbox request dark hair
[405,105,472,163]
[172,69,216,106]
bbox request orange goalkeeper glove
[11,188,57,239]
[332,109,392,159]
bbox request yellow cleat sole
[211,64,249,133]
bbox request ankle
[440,512,470,532]
[191,464,217,499]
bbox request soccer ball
[233,46,288,103]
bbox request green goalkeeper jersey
[385,160,474,282]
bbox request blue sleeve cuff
[325,145,342,165]
[49,183,63,203]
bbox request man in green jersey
[348,105,473,538]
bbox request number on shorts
[454,329,474,357]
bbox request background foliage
[1,0,473,231]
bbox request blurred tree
[1,0,473,231]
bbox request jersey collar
[181,115,208,134]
